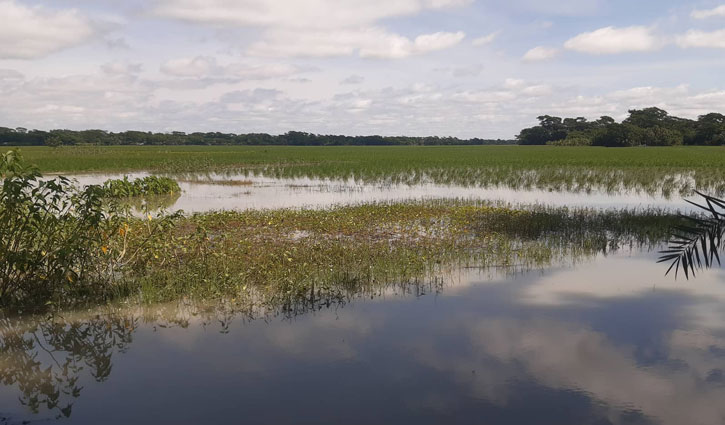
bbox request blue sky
[0,0,724,138]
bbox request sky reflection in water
[2,250,724,425]
[62,172,697,213]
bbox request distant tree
[547,131,593,146]
[516,126,551,145]
[44,136,62,148]
[624,107,670,128]
[595,116,616,127]
[592,123,643,147]
[643,126,684,146]
[693,113,725,145]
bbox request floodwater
[1,249,724,425]
[62,171,695,212]
[4,171,722,424]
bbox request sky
[0,0,724,138]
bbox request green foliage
[547,131,593,146]
[518,107,723,147]
[100,175,180,198]
[0,151,116,304]
[0,151,178,306]
[592,123,642,147]
[643,126,684,146]
[659,192,724,279]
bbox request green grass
[6,145,725,172]
[6,145,725,195]
[112,200,678,306]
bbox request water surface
[62,172,694,212]
[2,249,724,425]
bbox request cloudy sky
[1,0,724,138]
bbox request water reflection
[1,250,724,424]
[60,172,699,213]
[0,312,136,421]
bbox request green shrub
[0,151,116,304]
[0,151,177,306]
[101,175,180,198]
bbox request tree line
[516,107,725,147]
[0,128,512,147]
[3,107,722,147]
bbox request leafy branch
[658,191,725,279]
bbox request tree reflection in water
[0,311,137,420]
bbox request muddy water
[1,249,723,425]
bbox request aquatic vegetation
[6,145,725,196]
[100,175,180,198]
[128,200,678,309]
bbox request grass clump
[100,175,180,198]
[129,201,679,309]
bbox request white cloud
[152,0,467,59]
[564,26,663,55]
[471,32,499,46]
[522,46,559,62]
[677,29,725,49]
[248,28,464,59]
[160,55,303,81]
[151,0,470,29]
[161,56,216,77]
[691,5,725,19]
[0,0,97,59]
[101,62,143,76]
[341,75,365,85]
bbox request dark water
[2,250,724,425]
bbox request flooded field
[63,171,697,212]
[1,249,723,425]
[3,152,724,425]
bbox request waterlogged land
[2,147,724,425]
[6,145,725,196]
[0,200,677,308]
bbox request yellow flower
[101,246,108,254]
[147,214,153,221]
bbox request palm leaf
[659,192,725,279]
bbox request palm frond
[658,191,725,279]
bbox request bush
[0,151,117,303]
[101,176,180,198]
[0,151,178,306]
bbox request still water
[61,172,694,212]
[2,249,724,425]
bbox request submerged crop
[7,145,725,197]
[100,175,180,198]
